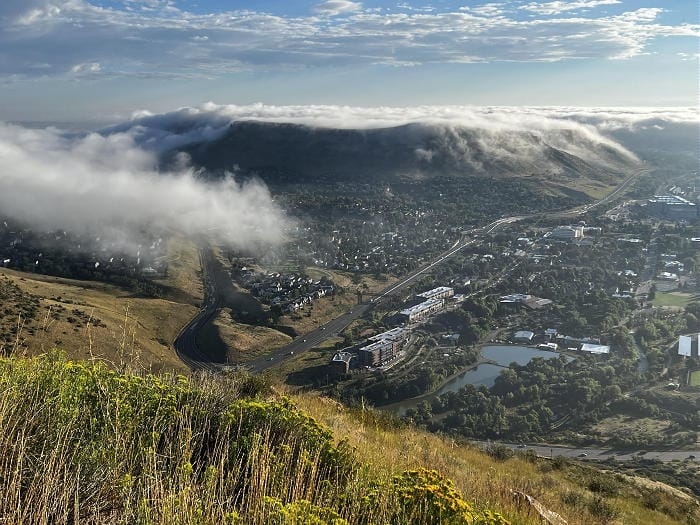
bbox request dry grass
[154,236,204,305]
[198,308,292,363]
[0,354,512,524]
[292,392,699,525]
[0,267,194,372]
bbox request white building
[549,226,584,241]
[416,286,455,302]
[399,298,445,323]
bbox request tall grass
[0,353,510,524]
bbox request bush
[588,496,619,522]
[389,469,511,525]
[485,444,514,462]
[587,475,619,497]
[560,490,585,509]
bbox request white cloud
[0,1,697,79]
[522,0,621,16]
[115,103,699,136]
[70,62,101,74]
[313,0,362,16]
[677,52,700,61]
[0,122,290,252]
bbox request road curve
[172,248,221,373]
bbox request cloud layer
[0,122,290,252]
[113,102,698,147]
[0,0,696,80]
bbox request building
[580,344,610,354]
[330,352,356,375]
[416,286,455,302]
[678,335,699,358]
[549,226,584,241]
[499,294,553,310]
[358,340,397,366]
[657,272,679,281]
[647,195,697,221]
[398,298,445,323]
[368,327,410,344]
[557,335,600,347]
[512,330,535,344]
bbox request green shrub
[588,496,619,522]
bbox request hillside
[165,121,637,192]
[0,353,696,524]
[0,238,202,372]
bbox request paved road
[172,248,221,372]
[472,440,699,464]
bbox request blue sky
[0,0,697,121]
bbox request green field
[651,291,695,308]
[690,370,700,387]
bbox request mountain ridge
[162,120,638,187]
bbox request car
[578,453,587,457]
[321,327,325,330]
[517,444,526,448]
[688,454,696,459]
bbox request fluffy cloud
[522,0,621,16]
[115,103,698,136]
[0,0,696,79]
[0,122,290,252]
[313,0,363,16]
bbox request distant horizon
[1,1,697,121]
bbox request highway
[471,441,699,464]
[172,248,222,373]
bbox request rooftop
[417,286,454,299]
[400,298,444,316]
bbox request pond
[433,363,505,396]
[384,344,564,415]
[481,344,562,366]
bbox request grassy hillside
[0,353,696,524]
[0,238,202,372]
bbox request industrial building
[499,294,553,310]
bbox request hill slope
[0,237,202,371]
[0,354,695,524]
[167,121,637,189]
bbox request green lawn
[690,370,700,388]
[651,291,695,308]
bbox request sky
[0,0,698,122]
